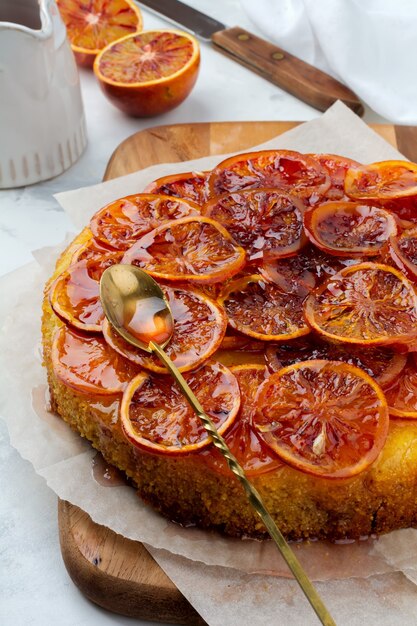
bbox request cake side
[42,231,417,539]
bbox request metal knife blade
[137,0,364,115]
[137,0,225,41]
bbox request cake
[42,150,417,540]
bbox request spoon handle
[149,341,336,626]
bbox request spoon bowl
[99,264,174,352]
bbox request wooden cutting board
[58,120,417,625]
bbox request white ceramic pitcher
[0,0,87,188]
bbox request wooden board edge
[58,500,206,625]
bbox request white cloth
[241,0,417,123]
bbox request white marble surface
[0,1,388,625]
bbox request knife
[137,0,364,116]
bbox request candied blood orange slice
[209,150,330,201]
[144,171,209,205]
[303,201,397,257]
[52,325,139,395]
[387,226,417,282]
[261,245,363,297]
[305,262,417,346]
[122,216,246,283]
[345,160,417,200]
[120,362,240,454]
[102,285,227,373]
[203,189,306,261]
[50,255,121,332]
[380,196,417,226]
[94,30,200,117]
[70,235,119,264]
[90,194,200,251]
[200,365,282,476]
[310,154,361,201]
[56,0,143,68]
[254,360,389,478]
[220,274,310,341]
[385,356,417,418]
[265,338,406,388]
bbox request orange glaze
[52,325,140,395]
[122,294,174,347]
[311,154,361,201]
[199,364,283,476]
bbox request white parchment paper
[1,103,417,610]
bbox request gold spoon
[100,264,336,626]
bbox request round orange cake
[42,152,417,540]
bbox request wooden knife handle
[211,26,364,116]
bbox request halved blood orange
[122,216,246,284]
[304,262,417,346]
[209,150,330,202]
[56,0,143,68]
[385,356,417,418]
[49,255,121,332]
[102,285,227,373]
[303,201,397,257]
[52,325,140,395]
[90,194,200,251]
[387,226,417,282]
[203,189,306,261]
[220,274,310,341]
[345,161,417,200]
[200,365,283,476]
[94,30,200,117]
[144,171,209,205]
[120,362,240,454]
[310,153,361,201]
[254,360,389,478]
[264,337,406,388]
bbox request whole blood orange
[303,201,397,257]
[144,171,209,206]
[52,325,139,395]
[120,362,240,454]
[94,30,200,117]
[200,365,283,477]
[209,150,330,202]
[254,360,389,478]
[345,161,417,200]
[220,274,310,341]
[304,262,417,346]
[102,285,227,373]
[90,194,200,251]
[57,0,143,68]
[122,216,246,283]
[203,189,306,262]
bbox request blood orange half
[254,360,389,478]
[94,30,200,116]
[57,0,143,68]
